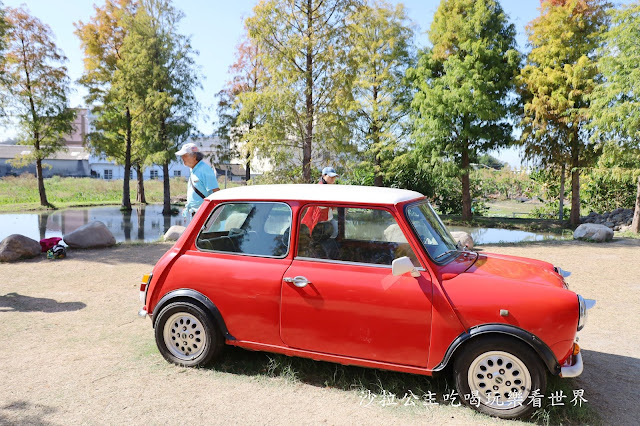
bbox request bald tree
[1,6,75,208]
[409,0,520,220]
[519,0,610,226]
[590,1,640,232]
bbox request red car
[138,184,594,419]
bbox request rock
[383,224,408,243]
[573,224,614,242]
[618,225,631,233]
[63,221,116,249]
[603,221,615,228]
[515,196,529,203]
[0,234,42,262]
[164,225,186,241]
[450,231,474,249]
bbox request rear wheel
[453,336,547,419]
[154,302,223,367]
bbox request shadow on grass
[207,346,598,425]
[0,292,86,313]
[0,401,57,426]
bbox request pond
[448,225,563,245]
[0,205,187,243]
[0,205,564,245]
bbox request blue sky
[0,1,615,167]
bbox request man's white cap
[176,142,199,156]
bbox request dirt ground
[1,239,639,425]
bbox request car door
[183,201,293,345]
[280,205,433,367]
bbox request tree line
[0,0,198,214]
[0,0,638,232]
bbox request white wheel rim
[468,350,532,410]
[163,312,207,361]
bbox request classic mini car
[138,184,594,419]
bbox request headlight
[577,294,596,331]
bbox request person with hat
[175,142,220,218]
[302,166,339,233]
[319,166,338,184]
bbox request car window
[197,202,292,257]
[297,205,419,266]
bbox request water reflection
[0,205,185,243]
[448,226,561,245]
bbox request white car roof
[207,184,425,205]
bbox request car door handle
[284,276,310,288]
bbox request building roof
[207,184,425,205]
[216,163,247,177]
[0,145,90,161]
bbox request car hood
[462,252,566,288]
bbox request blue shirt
[185,160,219,212]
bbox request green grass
[204,346,597,424]
[0,175,188,212]
[485,199,542,217]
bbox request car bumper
[559,346,583,378]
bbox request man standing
[175,143,220,218]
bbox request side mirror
[392,256,420,277]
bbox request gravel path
[1,239,638,425]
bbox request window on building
[150,170,159,180]
[173,170,181,177]
[104,169,113,180]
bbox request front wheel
[453,336,547,419]
[154,302,223,367]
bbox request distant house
[0,108,267,181]
[0,145,90,178]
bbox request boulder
[0,234,42,262]
[383,224,407,243]
[450,231,474,249]
[573,223,614,242]
[63,221,116,249]
[164,225,186,241]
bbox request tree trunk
[135,163,147,204]
[372,84,383,187]
[245,151,251,181]
[631,175,640,233]
[570,160,581,227]
[461,146,472,221]
[35,158,50,207]
[162,160,171,215]
[558,164,565,220]
[121,107,132,211]
[303,0,313,183]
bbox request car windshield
[405,201,459,262]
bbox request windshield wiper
[434,246,478,261]
[434,249,462,260]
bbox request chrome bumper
[560,350,583,378]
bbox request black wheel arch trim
[152,289,236,341]
[432,324,560,375]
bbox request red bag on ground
[40,237,62,252]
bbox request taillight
[140,273,152,303]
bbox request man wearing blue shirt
[175,143,220,217]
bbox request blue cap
[322,166,338,177]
